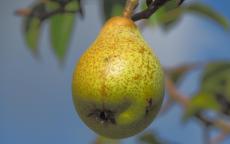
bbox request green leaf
[157,8,183,31]
[103,0,126,21]
[141,1,230,31]
[164,0,182,10]
[23,2,46,55]
[183,92,220,121]
[159,2,230,31]
[200,62,230,115]
[65,0,79,11]
[201,62,230,100]
[183,62,230,120]
[138,131,163,144]
[48,1,77,62]
[141,2,164,26]
[185,3,230,30]
[24,17,41,55]
[111,4,124,17]
[141,0,182,27]
[160,3,230,31]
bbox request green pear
[72,16,164,139]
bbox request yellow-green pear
[72,16,164,139]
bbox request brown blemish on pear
[88,109,116,125]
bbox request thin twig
[165,76,189,108]
[40,8,78,21]
[77,0,84,18]
[165,62,204,75]
[123,0,139,18]
[15,0,83,21]
[178,0,185,6]
[203,125,211,144]
[211,132,228,144]
[15,8,31,16]
[15,7,80,22]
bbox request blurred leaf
[103,0,126,21]
[47,1,78,62]
[164,3,230,31]
[157,8,182,31]
[138,131,163,144]
[162,3,230,30]
[141,0,182,28]
[93,136,120,144]
[111,4,124,17]
[183,92,220,121]
[201,62,230,99]
[164,0,181,10]
[185,3,230,30]
[183,62,230,120]
[141,1,230,31]
[23,2,46,55]
[24,17,41,55]
[201,62,230,115]
[65,0,79,11]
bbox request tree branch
[165,76,230,133]
[77,0,84,18]
[132,0,169,21]
[132,0,185,21]
[40,8,79,21]
[203,125,211,144]
[146,0,152,7]
[165,76,189,108]
[15,0,83,21]
[211,132,228,144]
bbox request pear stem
[123,0,139,18]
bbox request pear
[72,16,164,139]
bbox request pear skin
[72,16,164,139]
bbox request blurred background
[1,0,230,144]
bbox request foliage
[141,1,230,31]
[22,0,80,62]
[47,1,78,61]
[103,0,126,21]
[200,62,230,115]
[19,0,229,63]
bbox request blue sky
[1,0,230,144]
